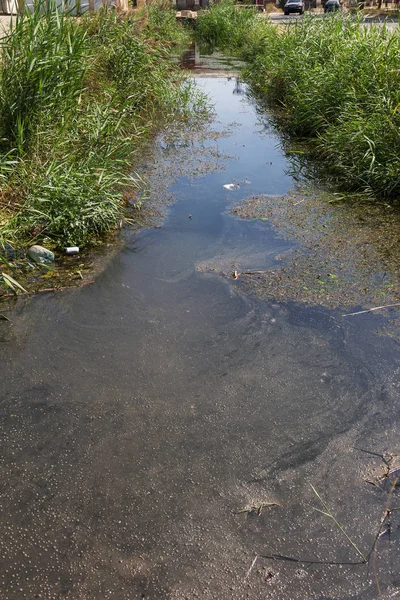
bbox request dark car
[284,0,304,14]
[324,0,340,11]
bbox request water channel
[0,57,400,599]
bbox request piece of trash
[232,270,239,280]
[27,245,55,265]
[188,214,192,219]
[65,247,79,256]
[242,179,251,185]
[223,183,240,191]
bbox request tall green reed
[0,0,87,155]
[196,5,400,200]
[196,0,262,52]
[0,1,204,247]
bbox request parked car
[324,0,340,11]
[284,0,304,14]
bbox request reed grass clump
[0,0,197,249]
[196,4,400,201]
[195,0,266,53]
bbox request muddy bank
[228,190,400,315]
[0,106,224,299]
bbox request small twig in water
[234,501,279,516]
[242,270,267,275]
[244,555,258,582]
[354,447,394,467]
[365,479,385,491]
[387,466,400,478]
[342,303,400,317]
[261,553,365,567]
[311,485,367,564]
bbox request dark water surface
[1,77,400,600]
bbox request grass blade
[1,272,28,294]
[311,484,367,563]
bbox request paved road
[268,10,399,26]
[0,14,11,36]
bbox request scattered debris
[228,192,400,320]
[27,245,55,265]
[223,183,240,191]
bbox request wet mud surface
[1,77,400,600]
[229,191,400,316]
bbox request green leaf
[1,272,28,294]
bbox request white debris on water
[223,183,240,191]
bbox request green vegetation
[195,0,263,51]
[0,0,202,250]
[196,2,400,201]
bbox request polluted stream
[1,56,400,600]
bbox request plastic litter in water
[223,183,240,191]
[27,245,55,265]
